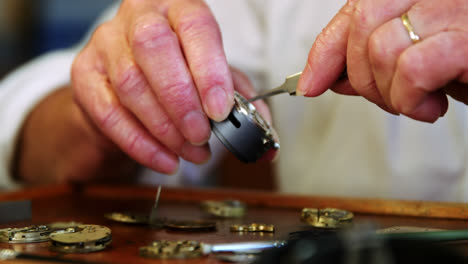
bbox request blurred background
[0,0,114,79]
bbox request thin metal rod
[149,185,162,225]
[247,88,288,103]
[248,69,348,103]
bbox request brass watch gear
[230,223,275,233]
[201,200,246,218]
[301,208,353,228]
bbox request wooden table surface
[0,184,467,263]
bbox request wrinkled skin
[71,0,271,176]
[298,0,468,123]
[17,0,271,185]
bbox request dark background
[0,0,114,79]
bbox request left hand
[297,0,468,123]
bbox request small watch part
[140,240,203,259]
[164,220,216,232]
[230,223,275,233]
[104,212,149,224]
[49,225,112,253]
[0,225,53,243]
[47,221,82,230]
[211,92,280,163]
[301,208,353,228]
[201,200,246,218]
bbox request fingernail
[152,152,179,175]
[296,64,312,96]
[181,142,211,164]
[205,86,229,121]
[181,110,210,145]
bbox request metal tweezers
[248,72,302,102]
[248,69,348,103]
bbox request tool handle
[206,241,286,254]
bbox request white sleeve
[0,49,77,190]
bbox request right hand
[72,0,236,174]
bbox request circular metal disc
[49,225,112,253]
[164,220,216,232]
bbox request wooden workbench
[0,184,467,263]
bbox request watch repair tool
[164,220,217,232]
[201,200,246,218]
[0,225,53,243]
[104,212,149,225]
[139,240,286,259]
[148,185,162,227]
[230,223,275,233]
[248,69,348,103]
[301,208,353,228]
[211,92,280,163]
[49,225,112,253]
[248,72,302,103]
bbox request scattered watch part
[301,208,353,228]
[48,221,82,230]
[140,240,203,259]
[201,200,246,218]
[230,223,275,233]
[211,92,280,163]
[164,220,216,232]
[104,212,149,224]
[49,225,112,253]
[0,225,53,243]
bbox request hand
[15,86,139,185]
[297,0,468,123]
[15,68,271,185]
[72,0,236,174]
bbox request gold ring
[401,12,421,44]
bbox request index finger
[297,1,356,97]
[168,0,234,122]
